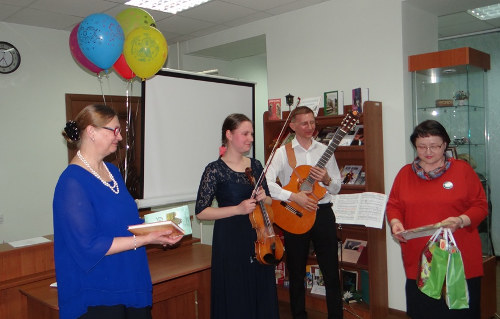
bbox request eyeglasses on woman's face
[101,126,121,136]
[416,143,444,152]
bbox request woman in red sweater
[386,120,487,319]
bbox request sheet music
[332,192,387,228]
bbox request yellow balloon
[116,8,156,38]
[124,26,168,80]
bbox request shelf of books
[264,101,388,319]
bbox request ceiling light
[467,3,500,20]
[125,0,212,14]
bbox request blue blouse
[53,163,152,319]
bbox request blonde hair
[62,104,117,145]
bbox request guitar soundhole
[299,180,313,192]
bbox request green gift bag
[417,228,448,299]
[444,229,469,309]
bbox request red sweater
[386,159,487,279]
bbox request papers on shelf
[331,192,387,229]
[397,221,453,240]
[8,236,51,248]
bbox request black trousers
[284,203,343,319]
[78,305,152,319]
[405,277,481,319]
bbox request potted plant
[454,90,469,106]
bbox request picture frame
[445,146,457,159]
[323,90,339,116]
[341,269,359,293]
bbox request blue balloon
[77,13,124,70]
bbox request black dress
[195,158,280,319]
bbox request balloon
[69,23,103,74]
[116,8,156,38]
[78,13,124,70]
[113,53,135,80]
[123,26,168,80]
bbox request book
[397,221,453,240]
[299,96,321,116]
[323,91,339,116]
[340,165,363,185]
[305,264,314,288]
[339,127,357,146]
[350,125,364,145]
[310,265,326,295]
[280,132,295,146]
[144,205,192,235]
[352,88,362,113]
[360,270,370,304]
[349,88,369,113]
[128,220,185,237]
[276,261,286,285]
[331,192,388,228]
[315,126,338,145]
[268,98,282,120]
[354,171,366,185]
[341,269,358,293]
[341,238,367,264]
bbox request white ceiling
[1,0,500,60]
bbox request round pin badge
[443,181,453,189]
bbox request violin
[245,167,284,265]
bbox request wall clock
[0,41,21,74]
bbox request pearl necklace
[77,150,119,194]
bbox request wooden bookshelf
[264,101,388,319]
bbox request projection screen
[137,69,255,208]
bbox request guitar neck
[304,127,350,184]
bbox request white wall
[0,22,142,243]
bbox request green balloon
[116,8,156,37]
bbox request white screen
[138,70,255,208]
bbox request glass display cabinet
[409,47,493,255]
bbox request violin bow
[252,97,301,194]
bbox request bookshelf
[263,101,388,319]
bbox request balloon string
[124,80,131,183]
[98,73,106,105]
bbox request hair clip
[64,120,80,141]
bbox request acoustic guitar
[272,111,360,234]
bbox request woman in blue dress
[195,113,280,319]
[53,104,182,319]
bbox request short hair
[410,120,451,147]
[221,113,251,146]
[62,104,117,145]
[290,106,314,122]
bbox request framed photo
[445,146,457,159]
[323,91,339,116]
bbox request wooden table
[19,244,212,319]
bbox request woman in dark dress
[195,113,280,319]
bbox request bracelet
[458,216,464,228]
[133,235,137,250]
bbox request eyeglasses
[416,143,444,152]
[101,126,121,136]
